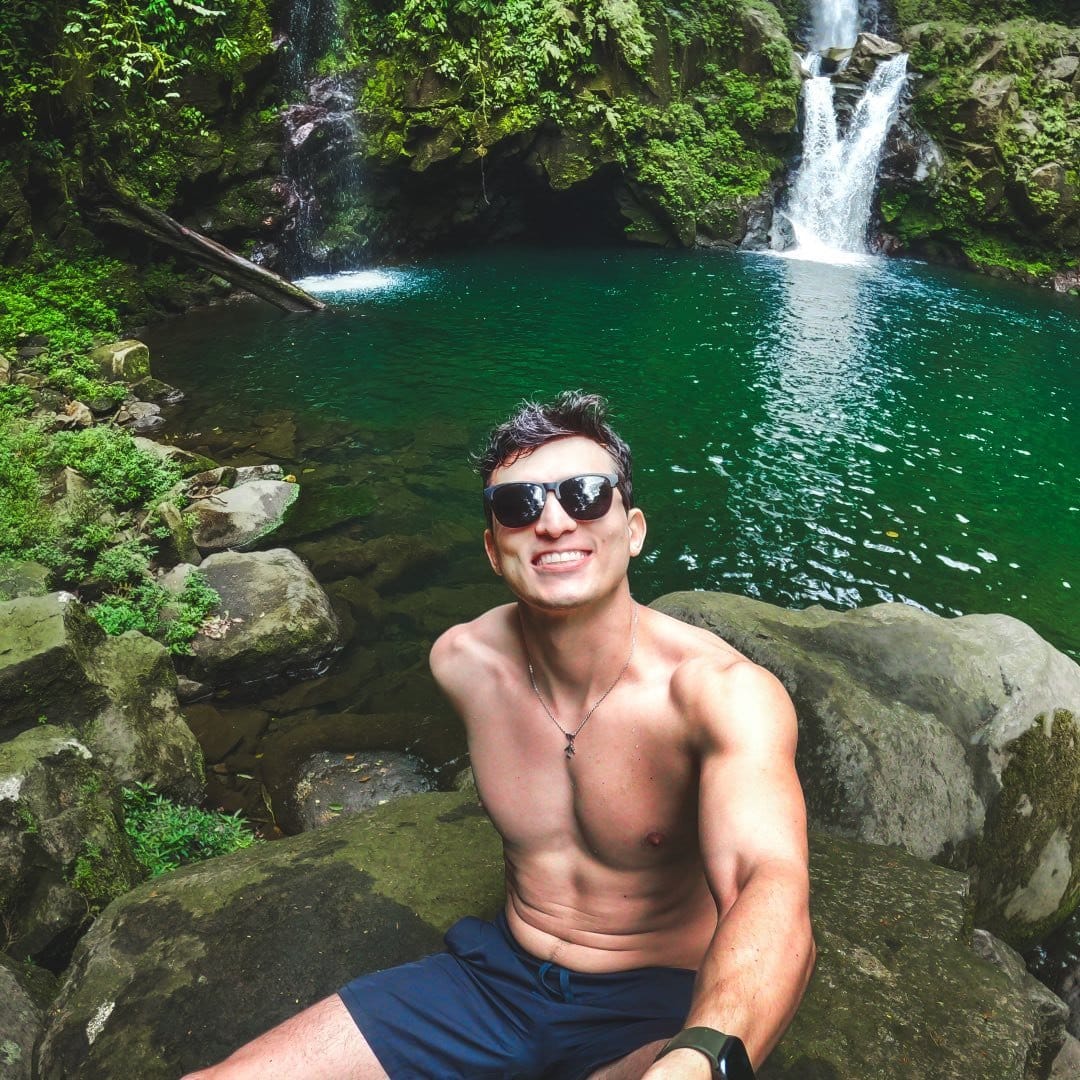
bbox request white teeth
[538,551,586,565]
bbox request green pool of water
[150,246,1079,661]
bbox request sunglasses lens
[490,483,545,527]
[559,475,613,520]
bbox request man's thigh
[182,993,387,1080]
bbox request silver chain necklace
[522,604,639,759]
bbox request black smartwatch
[654,1027,756,1079]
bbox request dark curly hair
[475,391,633,524]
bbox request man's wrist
[650,1045,716,1077]
[654,1027,756,1079]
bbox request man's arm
[644,659,815,1078]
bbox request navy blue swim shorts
[338,912,696,1079]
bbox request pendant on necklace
[564,734,576,759]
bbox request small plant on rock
[122,782,260,879]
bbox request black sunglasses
[484,473,621,528]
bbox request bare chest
[467,678,700,870]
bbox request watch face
[720,1036,756,1080]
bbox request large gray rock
[88,340,149,382]
[80,632,204,801]
[971,929,1069,1076]
[0,561,50,602]
[184,549,339,688]
[845,31,903,80]
[0,728,141,968]
[652,593,1080,948]
[0,953,57,1080]
[0,594,107,740]
[189,479,300,553]
[31,791,1051,1078]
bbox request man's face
[483,435,646,613]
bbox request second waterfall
[773,1,907,258]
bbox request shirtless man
[188,392,814,1080]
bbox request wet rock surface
[0,727,141,969]
[31,792,1052,1079]
[0,952,56,1080]
[292,749,434,830]
[653,592,1080,948]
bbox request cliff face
[283,0,802,269]
[879,8,1080,288]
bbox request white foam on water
[295,269,404,295]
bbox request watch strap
[654,1026,756,1078]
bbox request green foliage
[0,404,216,651]
[90,581,167,635]
[343,0,797,241]
[0,412,54,558]
[962,234,1054,276]
[163,569,221,653]
[122,781,259,877]
[0,256,127,355]
[889,17,1080,277]
[48,426,181,506]
[893,0,1078,28]
[89,568,220,653]
[0,0,265,140]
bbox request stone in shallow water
[188,479,300,553]
[292,749,434,830]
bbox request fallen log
[87,176,326,314]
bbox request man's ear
[627,507,646,558]
[484,528,503,576]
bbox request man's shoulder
[646,607,794,742]
[430,603,517,688]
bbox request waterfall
[810,0,859,53]
[764,0,908,260]
[781,54,908,255]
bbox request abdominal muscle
[502,843,718,973]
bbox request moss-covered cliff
[880,11,1079,287]
[293,0,802,262]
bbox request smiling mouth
[535,550,589,567]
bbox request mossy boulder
[88,341,150,383]
[0,594,108,740]
[80,632,204,802]
[0,727,141,970]
[0,953,57,1080]
[652,592,1080,948]
[32,790,1055,1078]
[182,548,340,689]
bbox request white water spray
[782,54,908,255]
[810,0,859,53]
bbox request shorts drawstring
[537,961,575,1003]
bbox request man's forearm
[650,860,815,1076]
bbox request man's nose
[534,491,577,535]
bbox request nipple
[644,831,666,848]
